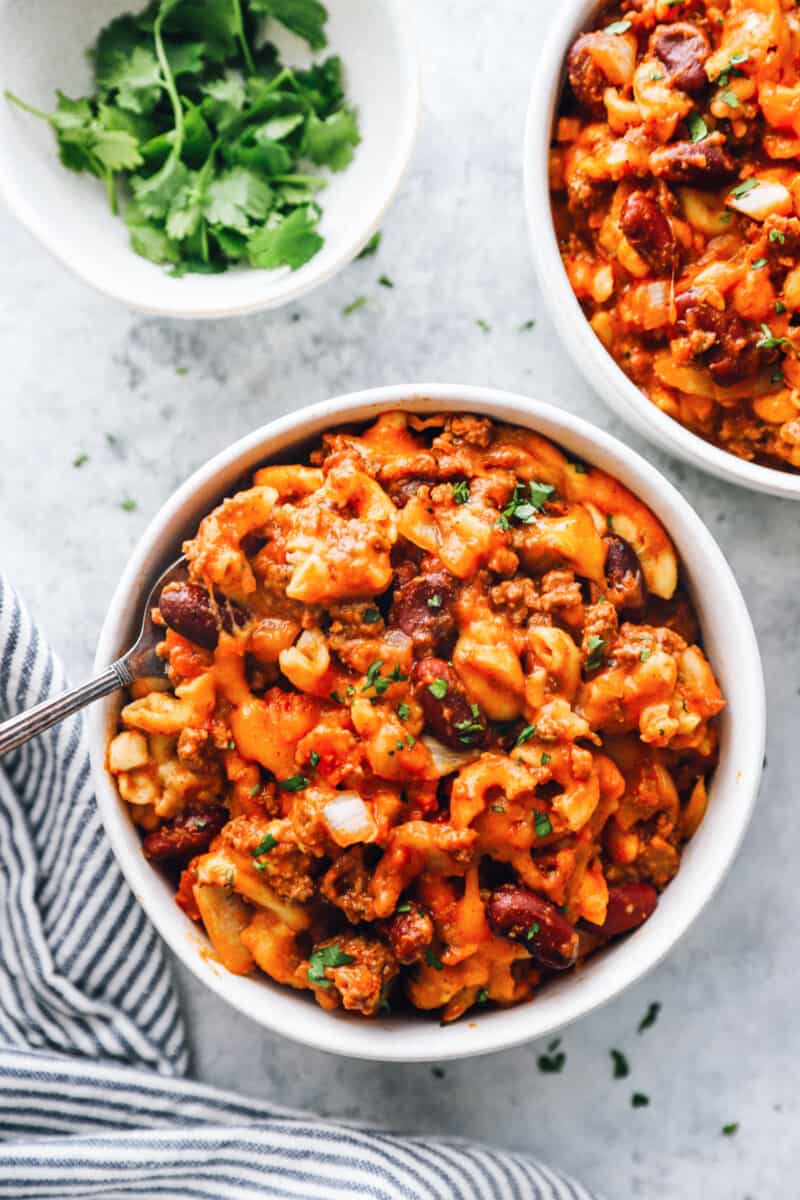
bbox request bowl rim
[0,0,421,320]
[88,382,765,1061]
[523,0,800,499]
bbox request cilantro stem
[153,4,184,158]
[105,168,118,215]
[231,0,257,74]
[4,90,50,122]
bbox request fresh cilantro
[397,703,411,721]
[586,635,606,671]
[537,1049,566,1073]
[6,0,358,276]
[640,648,651,662]
[497,480,555,530]
[772,370,784,384]
[477,988,489,1004]
[363,607,381,624]
[721,1122,739,1136]
[250,784,260,796]
[539,753,551,768]
[426,948,444,971]
[770,229,786,245]
[752,257,768,271]
[251,832,278,856]
[307,941,355,987]
[638,1001,661,1033]
[427,678,448,700]
[687,113,708,143]
[378,274,394,288]
[455,705,483,744]
[120,498,137,512]
[396,903,411,913]
[362,661,384,690]
[720,89,740,109]
[648,69,664,81]
[756,323,788,350]
[73,452,90,468]
[534,810,552,837]
[343,295,368,316]
[631,1092,650,1108]
[357,230,381,258]
[526,922,541,940]
[776,301,787,313]
[605,19,631,33]
[452,480,470,504]
[514,724,537,748]
[611,1049,630,1079]
[476,318,491,333]
[491,804,505,813]
[308,750,320,768]
[427,594,443,610]
[279,774,308,792]
[716,50,748,88]
[731,178,759,199]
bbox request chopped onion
[322,793,377,847]
[422,736,481,778]
[727,180,792,221]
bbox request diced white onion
[422,736,481,778]
[322,793,377,847]
[727,180,792,221]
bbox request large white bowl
[88,383,765,1061]
[0,0,419,319]
[524,0,800,499]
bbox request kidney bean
[603,535,648,615]
[159,582,246,650]
[620,191,678,276]
[387,477,437,509]
[567,33,610,117]
[674,288,760,385]
[143,805,227,865]
[487,884,579,970]
[593,882,658,938]
[412,658,486,751]
[387,903,434,965]
[389,571,458,659]
[651,22,710,94]
[650,140,736,187]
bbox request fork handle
[0,660,133,758]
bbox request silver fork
[0,557,187,759]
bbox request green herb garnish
[611,1049,629,1079]
[378,274,394,288]
[343,295,368,315]
[279,774,308,792]
[307,941,356,987]
[586,635,606,671]
[427,593,443,609]
[426,948,444,971]
[454,705,483,744]
[756,323,788,350]
[638,1001,661,1033]
[537,1048,566,1074]
[687,113,708,143]
[722,1122,739,1136]
[526,922,541,941]
[5,0,360,276]
[770,229,786,245]
[120,498,137,512]
[752,257,768,271]
[720,89,740,109]
[475,318,491,333]
[308,750,320,769]
[534,810,552,837]
[452,480,470,505]
[731,178,759,199]
[605,19,631,33]
[363,607,381,624]
[73,452,90,468]
[631,1092,650,1108]
[357,230,381,258]
[477,988,489,1004]
[397,702,411,721]
[514,723,537,748]
[251,832,277,856]
[640,648,651,663]
[497,480,555,530]
[427,678,448,700]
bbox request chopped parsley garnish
[477,988,489,1004]
[452,480,470,505]
[772,370,784,384]
[5,1,359,277]
[120,498,137,512]
[250,785,260,797]
[279,774,308,792]
[330,690,344,704]
[346,684,356,696]
[357,231,381,258]
[73,452,89,468]
[378,274,394,288]
[534,810,552,837]
[396,903,411,913]
[397,703,411,721]
[514,723,537,748]
[307,942,356,987]
[716,50,748,87]
[631,1092,650,1108]
[363,607,381,624]
[606,513,614,531]
[611,1049,630,1079]
[497,480,555,530]
[648,69,664,80]
[638,1001,661,1033]
[720,89,740,109]
[308,750,320,769]
[687,113,708,143]
[343,295,368,316]
[526,922,541,940]
[751,257,768,271]
[362,660,384,691]
[475,318,491,333]
[427,593,443,609]
[586,635,606,671]
[425,948,444,971]
[427,678,448,700]
[537,1048,566,1074]
[570,459,588,474]
[721,1122,739,1136]
[455,704,483,744]
[640,648,651,663]
[491,803,505,813]
[518,318,536,331]
[776,301,787,314]
[731,178,759,199]
[756,323,788,350]
[251,833,277,857]
[605,18,631,33]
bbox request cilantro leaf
[249,0,329,50]
[307,941,355,986]
[99,44,163,115]
[247,205,323,269]
[130,154,190,219]
[125,202,181,264]
[201,70,247,132]
[304,107,360,171]
[204,165,273,232]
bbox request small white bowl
[88,384,764,1061]
[524,0,800,499]
[0,0,419,319]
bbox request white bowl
[88,383,765,1061]
[524,0,800,499]
[0,0,419,319]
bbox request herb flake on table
[343,295,368,316]
[5,0,361,276]
[638,1001,661,1033]
[610,1049,630,1079]
[73,452,90,468]
[378,274,394,288]
[120,498,137,511]
[537,1039,566,1074]
[357,230,381,258]
[631,1092,650,1108]
[721,1122,739,1136]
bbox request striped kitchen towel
[0,571,599,1200]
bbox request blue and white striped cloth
[0,571,599,1200]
